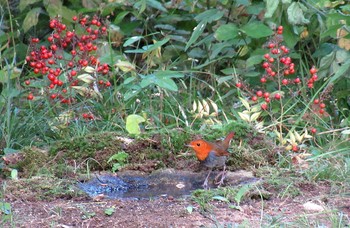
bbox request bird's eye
[196,143,201,146]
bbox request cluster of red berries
[313,98,327,115]
[235,26,322,113]
[25,15,110,103]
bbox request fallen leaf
[303,202,324,212]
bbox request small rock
[303,202,324,212]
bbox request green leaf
[234,185,251,204]
[11,169,18,180]
[241,22,273,38]
[155,77,178,91]
[22,7,41,33]
[328,61,350,84]
[287,2,310,25]
[195,9,224,23]
[212,195,230,202]
[185,21,207,51]
[281,19,298,48]
[104,207,116,216]
[264,0,280,18]
[60,6,77,22]
[19,0,41,11]
[126,114,146,135]
[114,11,131,24]
[321,24,342,38]
[154,70,184,79]
[215,23,239,41]
[123,36,143,47]
[4,148,20,154]
[186,205,193,214]
[0,202,11,215]
[246,55,264,67]
[146,0,167,12]
[125,37,170,53]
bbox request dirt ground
[1,170,349,228]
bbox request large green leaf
[154,70,184,79]
[155,77,178,91]
[241,22,273,38]
[215,23,239,41]
[146,0,167,12]
[194,9,224,23]
[264,0,280,18]
[126,114,145,135]
[287,2,310,25]
[185,21,206,51]
[22,7,41,33]
[140,71,183,92]
[19,0,41,11]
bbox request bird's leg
[203,168,212,189]
[215,165,227,187]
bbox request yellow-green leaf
[23,8,41,33]
[126,114,145,135]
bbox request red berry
[282,79,288,85]
[313,99,320,104]
[310,67,317,74]
[312,74,318,81]
[57,80,63,86]
[82,113,89,119]
[25,80,31,85]
[47,74,55,81]
[263,92,270,98]
[268,57,274,63]
[262,62,270,69]
[98,80,104,85]
[294,78,300,83]
[71,70,77,76]
[27,93,34,100]
[235,82,242,88]
[292,145,298,152]
[319,103,326,109]
[261,103,268,110]
[260,77,267,83]
[265,97,270,103]
[268,43,275,49]
[264,53,270,59]
[251,96,258,102]
[105,81,111,87]
[319,109,325,114]
[256,90,263,97]
[50,94,57,99]
[311,128,317,134]
[62,88,67,93]
[274,93,281,100]
[72,16,78,21]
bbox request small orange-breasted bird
[187,132,235,189]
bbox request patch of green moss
[49,132,124,170]
[17,147,49,178]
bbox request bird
[187,132,235,189]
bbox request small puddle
[78,169,258,200]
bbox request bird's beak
[186,144,193,148]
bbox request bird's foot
[202,179,210,190]
[214,171,227,187]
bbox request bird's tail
[223,132,235,148]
